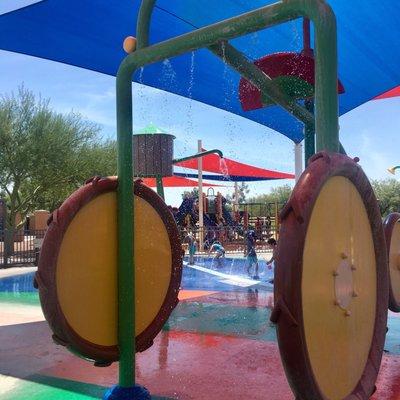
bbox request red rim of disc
[383,212,400,312]
[272,152,388,400]
[36,176,182,363]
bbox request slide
[175,197,197,226]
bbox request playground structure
[175,189,232,226]
[175,192,282,252]
[236,202,281,238]
[16,1,398,400]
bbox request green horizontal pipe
[120,2,302,76]
[208,41,314,127]
[173,149,223,164]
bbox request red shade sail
[141,176,222,188]
[374,86,400,100]
[174,149,294,180]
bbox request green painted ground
[0,291,39,305]
[2,375,171,400]
[167,301,277,342]
[0,287,277,342]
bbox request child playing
[184,232,197,265]
[208,241,225,268]
[245,230,259,279]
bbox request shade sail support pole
[295,142,303,182]
[198,140,204,251]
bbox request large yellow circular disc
[56,192,172,346]
[302,176,376,400]
[389,220,400,305]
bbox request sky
[0,2,399,207]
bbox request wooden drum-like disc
[36,177,182,363]
[384,212,400,312]
[272,152,388,400]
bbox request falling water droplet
[219,157,229,179]
[138,67,144,83]
[185,51,196,139]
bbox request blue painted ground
[0,272,36,293]
[0,257,274,295]
[183,256,274,292]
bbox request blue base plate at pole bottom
[103,385,151,400]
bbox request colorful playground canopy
[1,1,400,143]
[173,173,286,182]
[174,150,294,181]
[374,86,400,101]
[141,176,221,188]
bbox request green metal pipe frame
[172,149,224,164]
[388,165,400,175]
[136,0,156,50]
[209,42,314,126]
[116,0,339,389]
[338,141,347,155]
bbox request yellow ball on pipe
[123,36,137,53]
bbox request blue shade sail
[1,1,399,143]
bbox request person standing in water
[184,231,197,265]
[245,230,259,280]
[266,238,277,284]
[208,241,225,268]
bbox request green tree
[371,178,400,217]
[30,140,117,211]
[226,182,250,204]
[248,184,293,205]
[181,187,199,199]
[0,86,115,262]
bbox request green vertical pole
[116,68,135,388]
[136,0,156,50]
[156,175,165,200]
[339,141,347,155]
[304,99,315,164]
[312,4,339,152]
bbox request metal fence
[180,224,278,254]
[0,223,278,268]
[0,229,46,268]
